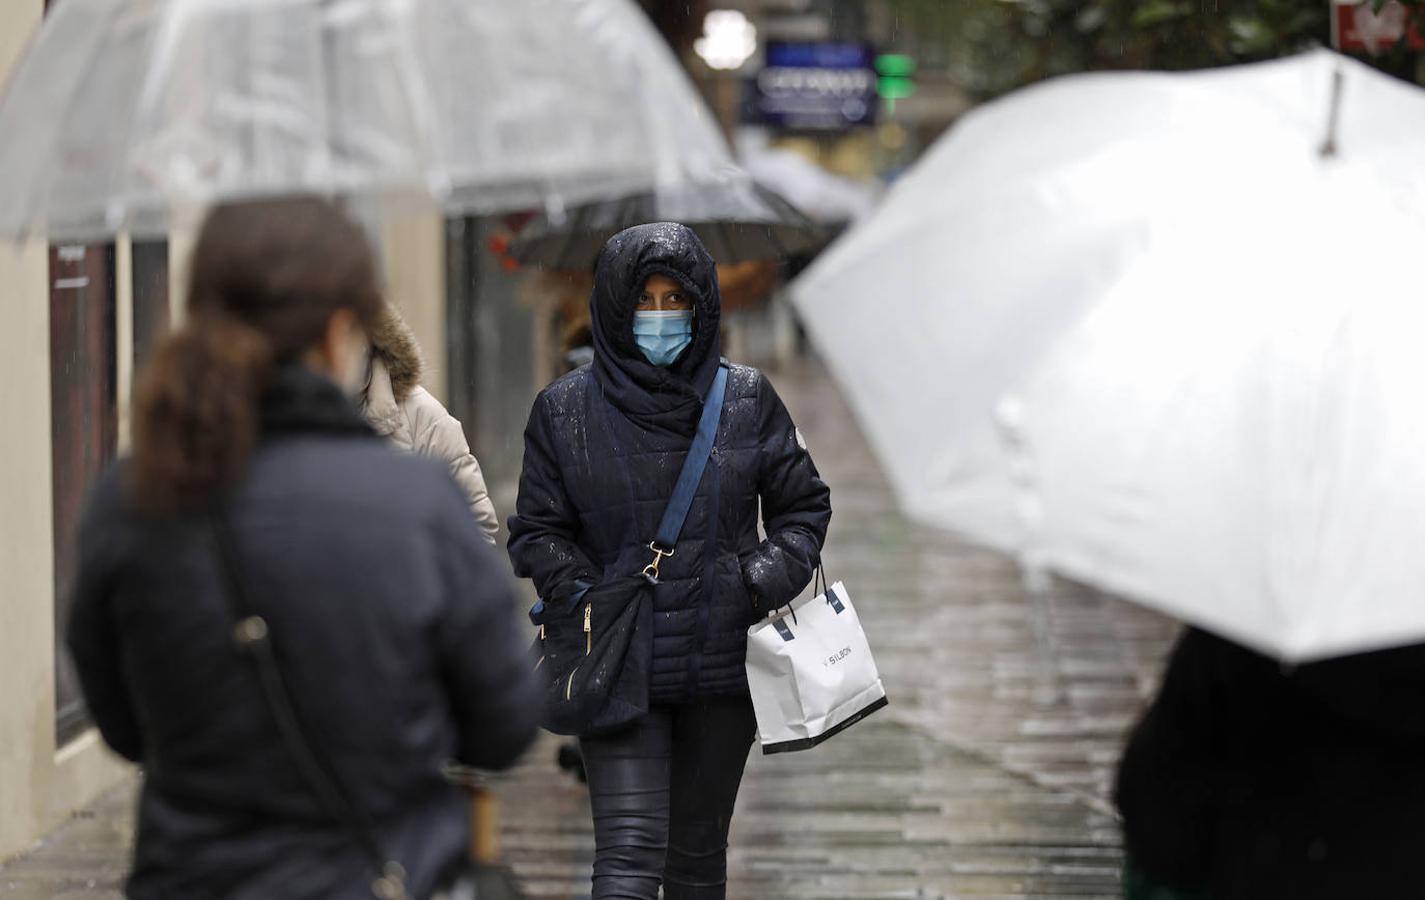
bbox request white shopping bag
[745,580,888,754]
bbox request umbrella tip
[1318,67,1345,159]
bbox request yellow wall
[382,202,448,402]
[0,2,130,863]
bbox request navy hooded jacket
[507,223,832,703]
[67,366,540,900]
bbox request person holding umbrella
[1116,627,1425,899]
[508,222,832,899]
[66,197,539,899]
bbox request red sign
[1332,1,1425,53]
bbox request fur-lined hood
[368,303,424,405]
[359,305,501,541]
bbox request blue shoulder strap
[651,363,729,556]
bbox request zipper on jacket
[584,603,592,654]
[566,666,579,701]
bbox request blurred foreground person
[359,303,500,542]
[1116,627,1425,899]
[509,223,831,899]
[67,197,539,900]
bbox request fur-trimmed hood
[358,305,501,542]
[368,303,424,405]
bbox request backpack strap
[208,508,411,900]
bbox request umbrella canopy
[741,147,880,226]
[791,49,1425,661]
[510,179,822,268]
[0,0,677,241]
[507,3,821,268]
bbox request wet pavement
[0,358,1179,899]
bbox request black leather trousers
[579,695,757,899]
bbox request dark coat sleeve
[1114,627,1227,890]
[506,391,600,601]
[740,373,832,611]
[65,472,144,763]
[432,488,541,770]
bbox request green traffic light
[875,53,917,79]
[878,76,915,100]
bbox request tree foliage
[879,0,1425,99]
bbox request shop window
[51,244,117,744]
[52,239,169,744]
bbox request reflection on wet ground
[0,358,1178,899]
[501,359,1178,899]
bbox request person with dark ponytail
[66,197,539,899]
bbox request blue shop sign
[752,41,877,130]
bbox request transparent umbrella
[0,0,676,241]
[794,50,1425,660]
[510,180,823,268]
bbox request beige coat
[361,306,500,543]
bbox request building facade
[0,0,134,862]
[0,2,454,861]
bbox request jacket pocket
[730,553,764,626]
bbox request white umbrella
[0,0,677,241]
[741,148,880,226]
[792,49,1425,660]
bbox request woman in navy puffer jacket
[508,222,831,899]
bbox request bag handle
[782,562,830,626]
[643,362,729,580]
[208,508,411,900]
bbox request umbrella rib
[116,2,187,234]
[1319,68,1345,158]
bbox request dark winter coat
[1115,627,1425,900]
[507,223,832,704]
[67,365,540,900]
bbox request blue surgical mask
[632,310,694,367]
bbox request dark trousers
[579,695,757,899]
